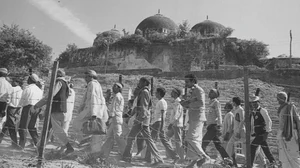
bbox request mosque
[66,11,236,72]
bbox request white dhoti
[277,129,300,168]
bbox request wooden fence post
[243,67,251,168]
[215,81,218,89]
[150,77,154,96]
[182,87,188,151]
[37,61,59,168]
[119,74,122,84]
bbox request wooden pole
[150,77,154,96]
[37,61,59,167]
[119,74,122,83]
[289,30,292,68]
[182,87,188,150]
[105,43,109,74]
[243,67,251,168]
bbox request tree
[224,39,269,67]
[57,43,78,67]
[0,24,52,73]
[178,20,190,38]
[122,29,129,36]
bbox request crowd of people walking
[0,67,300,168]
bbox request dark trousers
[202,124,230,159]
[18,105,39,148]
[136,133,145,154]
[145,121,178,161]
[123,121,163,162]
[0,106,18,146]
[0,101,7,118]
[250,132,275,166]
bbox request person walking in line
[0,68,13,143]
[122,85,146,157]
[249,94,276,167]
[180,74,210,168]
[0,78,23,148]
[18,74,43,150]
[122,77,164,166]
[144,87,179,163]
[202,89,232,164]
[33,69,74,155]
[167,88,185,163]
[72,70,107,145]
[63,82,75,134]
[276,92,300,168]
[226,97,246,167]
[222,102,234,149]
[100,83,126,158]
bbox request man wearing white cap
[34,69,74,155]
[18,73,43,150]
[249,94,275,167]
[100,82,126,158]
[72,70,107,144]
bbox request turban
[29,73,40,83]
[277,92,287,102]
[115,83,123,89]
[0,68,8,74]
[249,94,260,102]
[57,69,66,77]
[172,88,182,96]
[85,70,97,77]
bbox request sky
[1,0,300,60]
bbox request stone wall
[70,45,174,72]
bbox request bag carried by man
[82,117,107,135]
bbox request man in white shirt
[18,74,43,150]
[226,97,246,167]
[100,83,126,158]
[167,88,185,162]
[0,78,23,148]
[0,68,13,128]
[144,87,179,163]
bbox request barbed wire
[2,74,300,167]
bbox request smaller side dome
[93,27,122,47]
[191,19,225,37]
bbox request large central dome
[135,12,178,36]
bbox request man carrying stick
[180,74,210,168]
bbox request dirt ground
[1,74,297,168]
